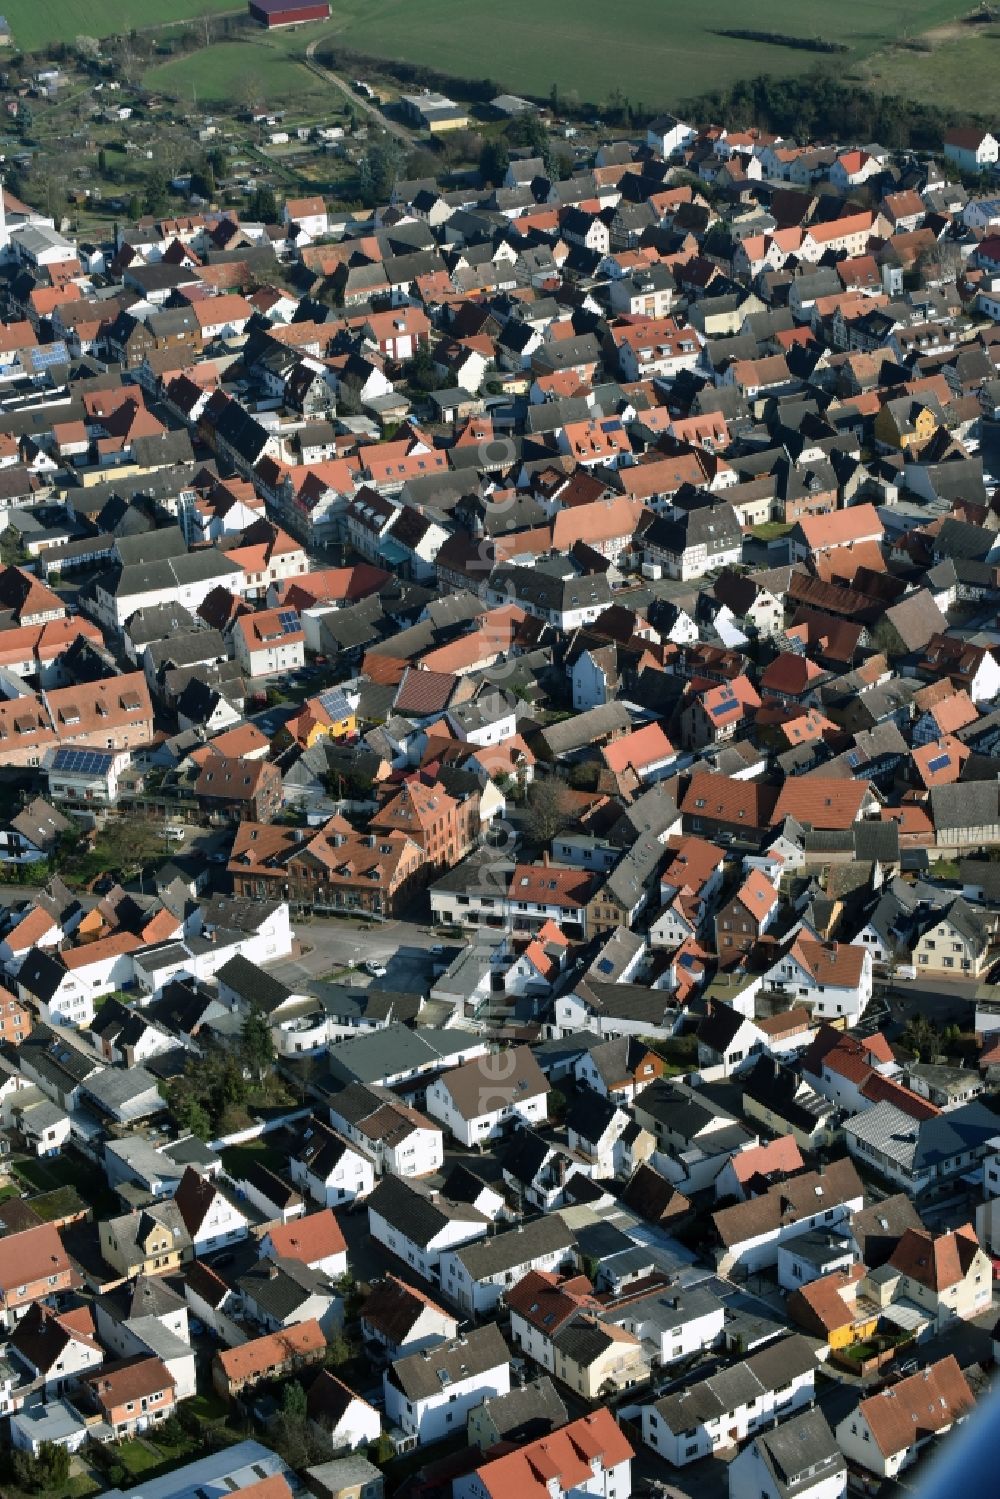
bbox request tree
[190,162,216,200]
[524,776,574,845]
[144,166,170,216]
[249,183,278,223]
[281,1379,308,1420]
[901,1013,938,1062]
[404,341,441,393]
[10,1441,71,1494]
[479,135,510,186]
[324,1330,352,1366]
[241,1008,274,1083]
[369,1434,396,1465]
[358,139,403,208]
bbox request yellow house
[911,907,993,978]
[552,1316,646,1399]
[873,397,939,453]
[99,1201,191,1280]
[75,908,108,943]
[869,1224,993,1331]
[290,689,358,749]
[788,1266,877,1349]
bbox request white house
[425,1048,550,1148]
[234,606,306,679]
[944,129,999,176]
[607,1283,725,1368]
[835,1356,974,1482]
[307,1369,381,1454]
[728,1408,845,1499]
[328,1083,445,1179]
[646,114,697,158]
[11,1399,90,1457]
[366,1176,488,1284]
[384,1323,511,1448]
[765,938,873,1026]
[712,1160,865,1275]
[642,1334,817,1466]
[361,1274,459,1358]
[290,1117,376,1207]
[9,1303,104,1397]
[261,1210,348,1280]
[284,196,330,238]
[440,1215,578,1318]
[174,1167,248,1258]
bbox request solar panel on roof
[318,687,349,718]
[51,747,114,776]
[31,343,69,368]
[276,609,300,635]
[927,753,951,773]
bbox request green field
[2,0,239,53]
[864,22,1000,116]
[317,0,972,111]
[145,36,333,111]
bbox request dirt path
[304,36,415,146]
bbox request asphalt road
[876,974,978,1035]
[269,913,444,991]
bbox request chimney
[542,851,550,867]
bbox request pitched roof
[887,1223,983,1292]
[217,1321,327,1385]
[730,1135,804,1183]
[771,777,871,831]
[713,1159,863,1248]
[470,1407,633,1499]
[436,1047,549,1120]
[857,1356,974,1457]
[0,1223,69,1293]
[265,1209,346,1266]
[361,1274,454,1345]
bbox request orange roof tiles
[771,777,871,831]
[266,1209,346,1265]
[602,721,675,776]
[218,1320,326,1385]
[731,1135,803,1182]
[858,1356,973,1458]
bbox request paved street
[269,913,445,992]
[876,974,978,1036]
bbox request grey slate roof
[367,1175,488,1248]
[753,1408,845,1498]
[388,1322,510,1401]
[446,1214,576,1280]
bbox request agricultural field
[144,36,333,112]
[0,0,237,53]
[862,20,1000,116]
[316,0,974,111]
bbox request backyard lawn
[114,1441,162,1477]
[220,1138,288,1177]
[10,1151,119,1218]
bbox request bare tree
[524,775,574,845]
